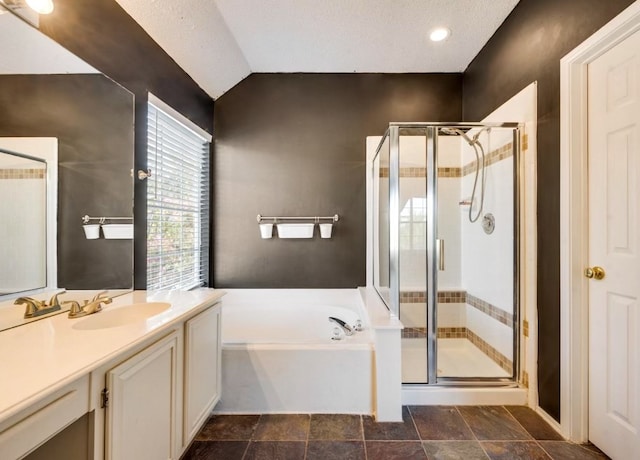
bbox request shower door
[376,123,521,385]
[396,126,434,383]
[372,123,526,385]
[434,125,520,383]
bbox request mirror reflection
[0,148,47,295]
[0,5,135,330]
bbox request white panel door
[105,332,179,460]
[184,305,221,444]
[588,28,640,459]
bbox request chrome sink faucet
[14,290,65,319]
[66,291,112,319]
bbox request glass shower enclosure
[373,123,522,385]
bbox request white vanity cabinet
[91,300,222,460]
[0,375,90,460]
[104,331,181,460]
[0,291,225,460]
[183,305,221,444]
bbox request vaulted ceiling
[114,0,519,99]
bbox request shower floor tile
[401,338,509,382]
[439,339,510,378]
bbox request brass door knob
[585,266,605,280]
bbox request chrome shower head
[439,127,474,145]
[439,126,490,146]
[439,127,465,136]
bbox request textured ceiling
[115,0,250,99]
[115,0,519,99]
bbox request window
[146,95,211,290]
[399,197,427,250]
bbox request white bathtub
[215,289,374,414]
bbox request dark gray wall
[463,0,636,421]
[214,73,462,287]
[38,0,215,289]
[0,74,133,289]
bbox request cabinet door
[105,332,180,460]
[184,305,221,442]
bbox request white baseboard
[402,386,527,406]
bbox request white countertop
[0,289,131,331]
[0,289,225,424]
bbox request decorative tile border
[467,328,513,374]
[437,167,462,178]
[380,167,462,178]
[461,142,514,177]
[400,290,466,304]
[399,167,426,178]
[402,326,467,339]
[400,291,427,303]
[466,293,513,327]
[437,290,466,303]
[378,135,527,180]
[402,327,427,338]
[437,327,467,339]
[400,291,513,328]
[0,168,45,179]
[401,326,513,374]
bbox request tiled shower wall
[460,133,518,371]
[461,131,515,319]
[401,291,513,374]
[398,132,520,374]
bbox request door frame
[560,0,640,443]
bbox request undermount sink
[71,302,171,331]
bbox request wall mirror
[0,148,48,295]
[0,3,135,330]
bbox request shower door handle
[436,239,445,271]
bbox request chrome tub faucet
[329,316,355,336]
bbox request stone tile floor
[182,406,609,459]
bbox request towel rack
[82,215,133,224]
[256,214,339,223]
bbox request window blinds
[146,101,210,291]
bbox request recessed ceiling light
[26,0,54,14]
[430,27,450,42]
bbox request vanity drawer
[0,375,90,460]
